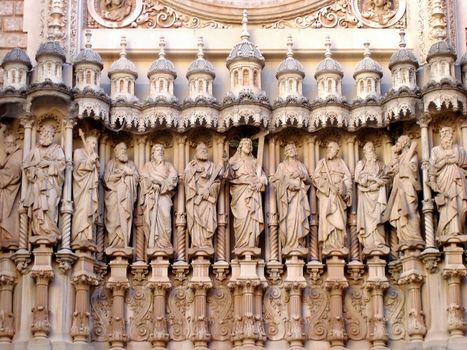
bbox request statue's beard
[441,137,453,150]
[197,154,208,161]
[39,136,53,147]
[118,154,128,162]
[153,155,164,164]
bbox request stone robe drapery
[139,160,177,250]
[104,159,138,248]
[430,144,467,238]
[272,159,311,251]
[228,155,267,249]
[72,148,99,244]
[386,147,424,247]
[23,143,65,238]
[0,146,22,246]
[355,158,388,251]
[184,160,222,249]
[313,157,352,253]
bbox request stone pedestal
[70,248,98,344]
[365,256,389,350]
[105,248,132,350]
[325,256,348,350]
[0,253,16,344]
[398,249,426,345]
[189,249,213,350]
[284,254,306,350]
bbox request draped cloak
[228,155,267,249]
[139,160,177,250]
[104,159,138,248]
[0,146,22,244]
[23,143,65,238]
[184,160,222,249]
[271,159,311,250]
[72,148,99,244]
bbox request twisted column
[418,114,435,249]
[96,135,108,262]
[307,137,319,261]
[175,137,187,261]
[216,136,227,261]
[268,136,279,261]
[347,135,360,261]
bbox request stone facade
[0,1,466,350]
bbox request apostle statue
[184,143,223,252]
[72,132,99,248]
[385,135,424,250]
[355,142,390,255]
[271,143,311,256]
[313,141,352,256]
[228,138,267,253]
[23,124,65,241]
[0,125,22,249]
[104,142,138,249]
[428,127,467,239]
[139,144,178,252]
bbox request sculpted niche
[0,124,22,250]
[184,143,223,254]
[228,138,267,254]
[355,141,390,255]
[271,143,311,257]
[139,144,178,254]
[23,124,65,242]
[104,142,139,250]
[313,141,352,256]
[428,127,467,241]
[72,132,100,249]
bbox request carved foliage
[127,286,152,341]
[90,285,112,341]
[384,285,405,340]
[207,284,233,341]
[263,285,287,340]
[344,286,368,340]
[167,286,190,340]
[303,287,329,340]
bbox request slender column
[0,255,16,343]
[70,274,97,343]
[148,283,170,349]
[215,136,227,262]
[56,117,77,273]
[107,281,129,349]
[418,114,436,249]
[96,136,107,262]
[443,268,466,337]
[307,137,319,261]
[190,283,211,349]
[268,136,279,261]
[241,281,258,346]
[175,137,187,262]
[12,116,35,272]
[325,279,348,348]
[285,282,306,349]
[254,282,266,348]
[30,269,54,338]
[347,135,359,262]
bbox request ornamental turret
[35,35,66,84]
[73,30,103,91]
[353,42,383,100]
[276,35,305,99]
[315,36,344,100]
[1,48,31,90]
[108,36,138,101]
[147,36,177,101]
[226,10,265,96]
[186,37,215,100]
[388,29,419,91]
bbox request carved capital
[55,249,77,274]
[130,262,148,284]
[71,274,98,287]
[324,280,348,291]
[365,280,390,292]
[30,269,54,283]
[421,198,434,213]
[398,273,424,286]
[417,114,432,128]
[0,275,16,288]
[421,248,441,273]
[11,250,31,274]
[105,281,130,292]
[62,117,77,129]
[19,115,35,129]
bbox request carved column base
[106,248,132,350]
[325,256,348,349]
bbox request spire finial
[85,30,92,49]
[324,36,332,58]
[120,36,127,58]
[398,28,406,49]
[286,35,293,58]
[159,36,166,59]
[197,36,204,59]
[241,9,250,41]
[363,42,371,58]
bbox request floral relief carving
[384,286,405,340]
[167,286,190,341]
[343,286,368,340]
[263,285,287,340]
[207,285,233,341]
[90,285,112,342]
[304,287,329,340]
[127,286,152,341]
